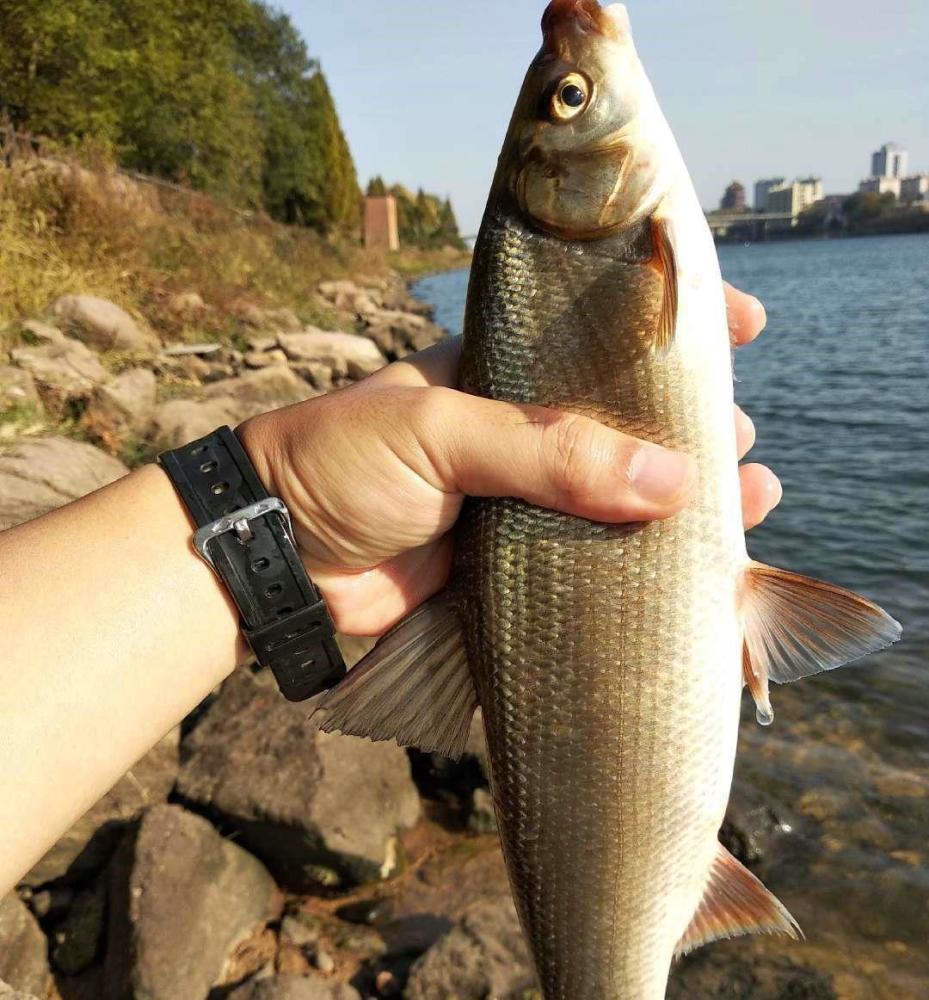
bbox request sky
[277,1,929,235]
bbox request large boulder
[0,437,127,531]
[50,295,159,353]
[23,727,179,888]
[104,804,277,1000]
[177,669,421,889]
[10,340,107,412]
[0,366,41,414]
[317,281,380,318]
[149,398,241,451]
[83,367,157,446]
[0,894,51,998]
[363,312,444,360]
[404,898,534,1000]
[277,331,385,381]
[202,365,315,415]
[228,975,361,1000]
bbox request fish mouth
[541,0,617,42]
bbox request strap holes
[200,461,218,474]
[251,558,270,573]
[211,482,230,496]
[266,583,284,598]
[190,445,208,456]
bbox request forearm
[0,464,244,893]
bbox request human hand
[239,283,778,636]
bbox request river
[412,233,929,997]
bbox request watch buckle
[193,497,295,569]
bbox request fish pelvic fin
[675,843,802,959]
[740,561,902,726]
[650,213,678,353]
[310,592,478,760]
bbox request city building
[871,142,909,180]
[859,176,902,198]
[900,175,929,205]
[765,177,824,222]
[720,181,747,211]
[754,178,785,212]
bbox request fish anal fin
[740,561,902,726]
[310,592,478,760]
[650,214,678,352]
[676,843,801,959]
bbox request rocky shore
[0,276,911,999]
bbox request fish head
[501,1,675,240]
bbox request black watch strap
[159,426,346,702]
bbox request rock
[404,898,534,1000]
[228,975,361,1000]
[162,342,223,357]
[468,789,497,834]
[20,319,66,345]
[10,339,107,411]
[667,946,838,999]
[104,804,277,1000]
[248,335,279,353]
[0,366,41,413]
[177,669,421,889]
[23,727,179,887]
[201,365,315,415]
[83,368,157,445]
[0,893,51,998]
[50,880,106,976]
[149,398,241,451]
[0,981,41,1000]
[364,312,444,359]
[50,295,159,353]
[167,291,207,317]
[237,304,303,333]
[245,349,289,369]
[277,331,386,381]
[317,280,380,318]
[0,437,127,531]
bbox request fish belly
[455,212,745,997]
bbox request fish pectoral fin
[675,843,801,959]
[310,592,478,760]
[740,561,901,727]
[650,213,678,352]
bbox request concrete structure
[364,196,400,252]
[720,181,747,211]
[872,143,908,180]
[859,175,902,198]
[900,175,929,205]
[754,178,785,212]
[765,177,824,224]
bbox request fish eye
[550,72,591,123]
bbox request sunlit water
[413,233,929,994]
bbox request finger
[313,539,453,637]
[725,283,767,347]
[417,389,696,524]
[740,463,783,530]
[735,406,756,460]
[370,336,462,390]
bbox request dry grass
[0,152,468,352]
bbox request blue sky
[277,1,929,234]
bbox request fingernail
[630,447,696,505]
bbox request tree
[367,176,387,197]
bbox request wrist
[237,410,285,499]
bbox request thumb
[421,388,696,523]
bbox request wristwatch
[159,426,346,702]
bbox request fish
[313,2,902,996]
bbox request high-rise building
[900,175,929,205]
[754,178,785,212]
[765,178,824,221]
[871,143,909,180]
[859,176,902,198]
[721,181,747,211]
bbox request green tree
[367,176,387,197]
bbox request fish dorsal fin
[741,561,902,726]
[650,214,678,352]
[675,843,801,958]
[310,592,478,760]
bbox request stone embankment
[0,278,839,999]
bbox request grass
[0,151,469,354]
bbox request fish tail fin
[310,592,478,760]
[676,843,802,958]
[740,561,902,726]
